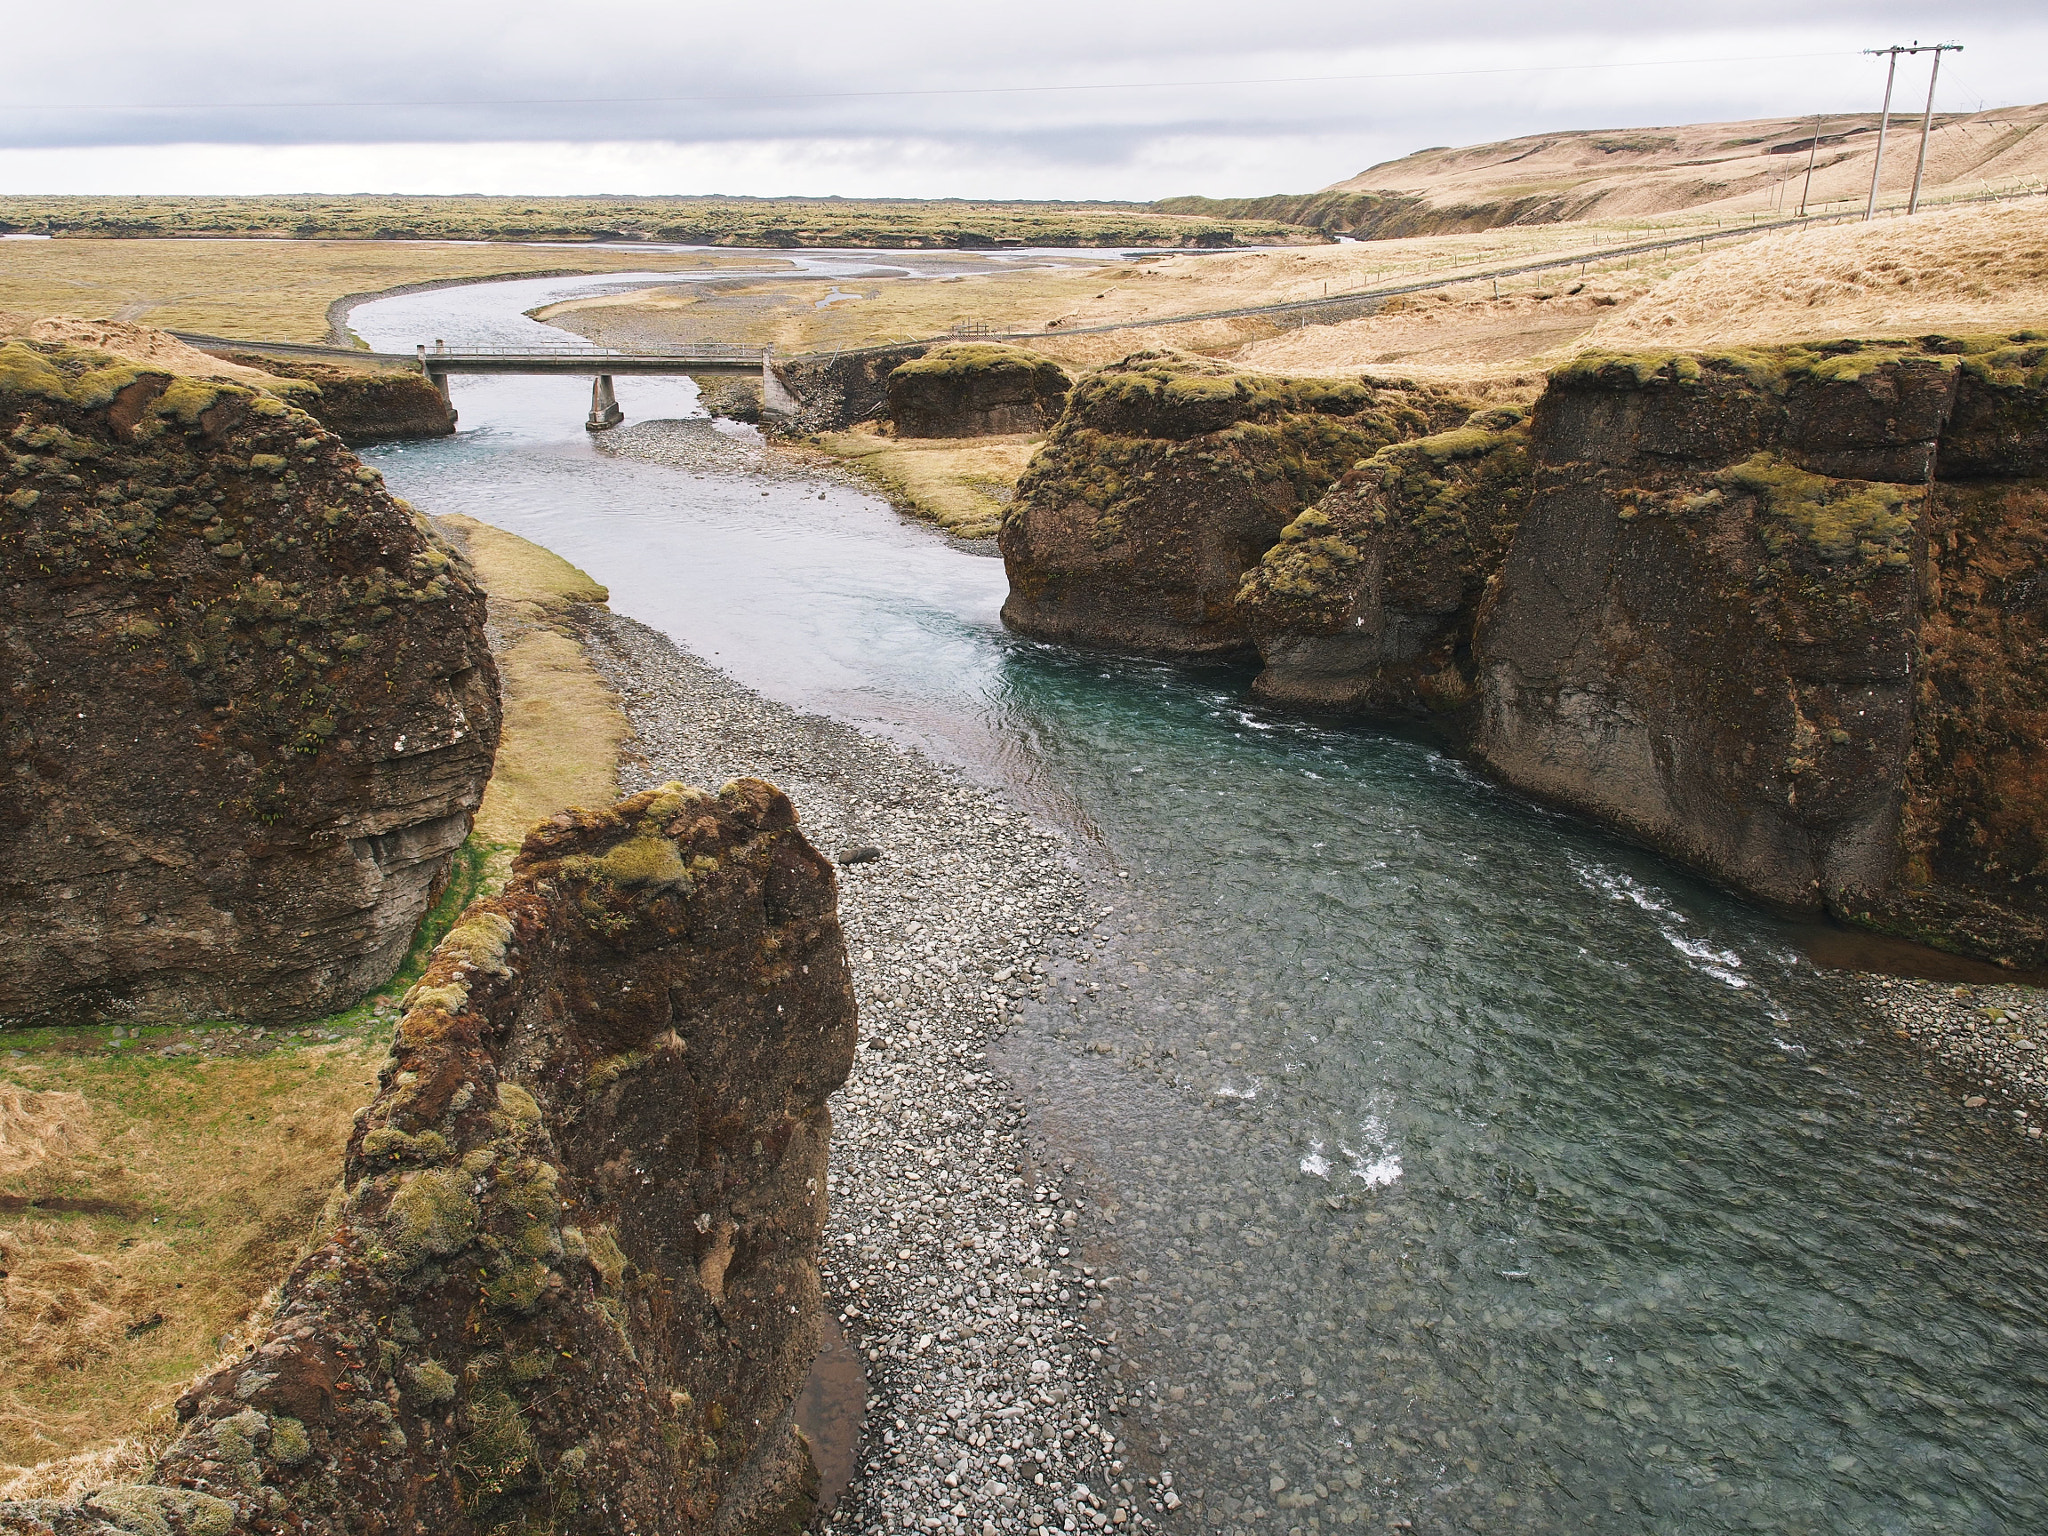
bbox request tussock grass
[0,842,490,1489]
[814,428,1039,540]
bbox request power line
[0,50,1864,113]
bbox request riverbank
[577,608,1176,1534]
[1863,977,2048,1143]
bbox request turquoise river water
[352,265,2048,1536]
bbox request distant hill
[1157,101,2048,238]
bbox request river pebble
[580,610,1174,1536]
[1861,976,2048,1139]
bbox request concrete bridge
[411,341,769,431]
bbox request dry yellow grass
[1328,102,2048,223]
[1585,199,2048,351]
[0,241,791,344]
[538,221,1698,364]
[0,1040,384,1481]
[435,514,625,850]
[813,428,1039,539]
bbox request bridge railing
[418,342,767,361]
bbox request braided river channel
[354,264,2048,1535]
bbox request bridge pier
[586,374,624,433]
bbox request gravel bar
[576,609,1181,1536]
[1861,976,2048,1142]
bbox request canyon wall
[997,352,1471,656]
[0,777,857,1536]
[0,341,500,1026]
[216,353,459,445]
[885,343,1070,437]
[1232,336,2048,965]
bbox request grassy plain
[0,195,1315,250]
[0,239,791,343]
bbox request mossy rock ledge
[0,778,858,1536]
[217,352,458,445]
[1232,333,2048,966]
[997,351,1474,657]
[886,342,1070,437]
[0,340,501,1026]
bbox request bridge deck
[420,346,767,377]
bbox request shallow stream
[353,267,2048,1535]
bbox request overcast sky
[2,1,2040,199]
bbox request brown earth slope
[1321,101,2048,229]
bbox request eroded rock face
[1239,407,1530,715]
[0,778,857,1536]
[885,343,1070,437]
[765,343,930,433]
[998,352,1471,656]
[1471,339,2047,963]
[0,341,500,1026]
[218,354,458,445]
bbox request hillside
[1158,100,2048,237]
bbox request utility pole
[1909,43,1963,214]
[1864,41,1963,219]
[1798,114,1825,217]
[1864,46,1903,220]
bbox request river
[351,263,2048,1536]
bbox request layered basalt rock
[1228,335,2048,965]
[0,778,859,1536]
[997,352,1471,656]
[0,341,500,1026]
[1238,408,1530,714]
[217,353,459,444]
[885,343,1070,437]
[1470,338,2047,963]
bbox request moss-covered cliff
[1467,334,2048,966]
[1238,408,1530,714]
[216,352,458,444]
[0,341,500,1026]
[997,352,1472,656]
[0,778,856,1536]
[886,342,1069,438]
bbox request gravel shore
[1860,976,2048,1142]
[576,610,1180,1536]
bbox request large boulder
[1469,337,2048,965]
[1238,407,1530,715]
[0,778,859,1536]
[998,352,1471,656]
[885,343,1069,437]
[0,341,500,1027]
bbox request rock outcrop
[998,352,1471,656]
[1472,339,2047,964]
[1231,335,2048,966]
[217,354,458,445]
[885,343,1069,437]
[0,341,500,1027]
[0,778,859,1536]
[1239,407,1529,714]
[764,343,930,433]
